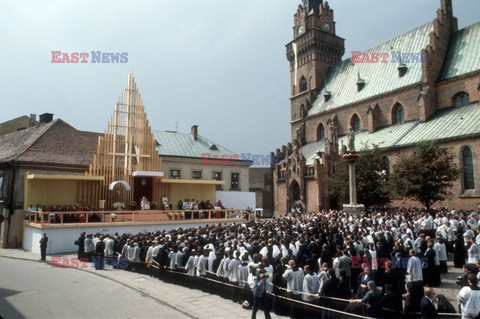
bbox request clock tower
[287,0,345,139]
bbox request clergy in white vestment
[466,232,480,264]
[458,273,480,319]
[406,249,423,283]
[228,251,242,283]
[185,250,196,277]
[105,236,114,257]
[216,255,227,278]
[168,248,177,269]
[282,260,304,296]
[262,256,274,294]
[302,265,320,302]
[433,237,448,273]
[196,253,208,277]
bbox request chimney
[39,113,53,124]
[30,114,37,125]
[191,125,198,140]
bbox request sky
[1,0,479,158]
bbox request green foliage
[391,141,462,211]
[328,144,391,208]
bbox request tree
[391,141,462,211]
[328,144,391,208]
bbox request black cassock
[423,248,441,287]
[454,233,466,268]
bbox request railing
[25,209,250,226]
[123,261,461,319]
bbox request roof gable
[438,21,480,81]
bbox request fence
[25,209,249,226]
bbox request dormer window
[398,63,408,77]
[324,90,332,102]
[453,92,469,108]
[356,72,365,91]
[209,144,218,151]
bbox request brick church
[273,0,480,213]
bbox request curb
[0,255,197,319]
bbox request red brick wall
[385,138,480,211]
[437,73,480,110]
[305,179,319,211]
[305,86,421,143]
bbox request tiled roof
[0,119,100,166]
[153,130,239,159]
[0,120,54,163]
[439,22,480,81]
[395,102,480,146]
[337,121,419,150]
[299,102,480,164]
[309,22,433,116]
[301,140,326,165]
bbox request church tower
[287,0,345,139]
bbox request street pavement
[0,248,463,318]
[0,249,287,319]
[0,257,188,319]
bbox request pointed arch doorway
[288,179,303,213]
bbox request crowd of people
[175,199,225,211]
[71,207,480,319]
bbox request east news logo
[51,51,128,63]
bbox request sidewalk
[0,249,286,319]
[0,248,463,317]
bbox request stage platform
[23,209,248,254]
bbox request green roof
[439,22,480,81]
[337,121,420,150]
[395,102,480,145]
[301,140,326,165]
[309,22,433,116]
[299,102,480,164]
[153,130,240,160]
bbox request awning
[26,174,104,181]
[132,171,164,177]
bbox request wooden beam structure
[84,73,165,209]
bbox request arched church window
[317,123,325,141]
[393,104,404,124]
[300,76,307,92]
[351,114,361,132]
[462,147,475,190]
